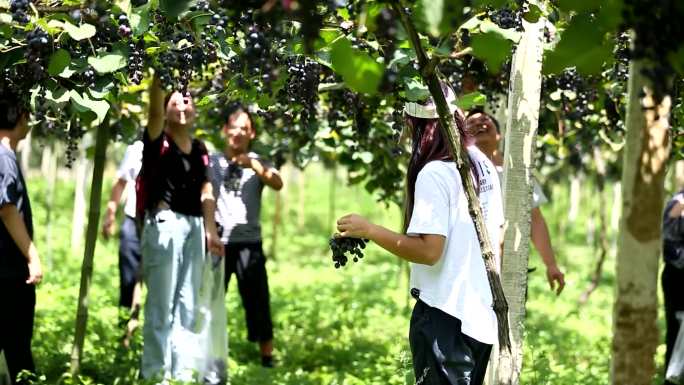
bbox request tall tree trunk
[71,146,90,253]
[496,16,545,385]
[70,122,110,375]
[611,58,670,385]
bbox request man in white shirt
[102,141,144,311]
[466,109,565,295]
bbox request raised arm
[147,76,165,140]
[251,158,283,190]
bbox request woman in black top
[139,77,223,381]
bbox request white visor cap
[404,83,458,119]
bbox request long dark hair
[402,110,478,232]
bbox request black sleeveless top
[142,130,209,217]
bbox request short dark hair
[0,88,27,130]
[467,107,500,133]
[223,101,254,130]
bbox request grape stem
[389,0,512,352]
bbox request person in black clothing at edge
[663,188,684,385]
[0,88,43,385]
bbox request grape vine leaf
[47,49,71,77]
[403,78,431,102]
[557,0,596,13]
[470,31,513,73]
[69,90,110,125]
[472,0,507,7]
[88,53,127,74]
[330,38,383,95]
[62,21,97,41]
[417,0,465,36]
[159,0,193,19]
[543,14,612,75]
[457,92,487,109]
[130,4,151,36]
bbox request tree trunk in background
[567,175,581,222]
[70,123,110,375]
[496,16,544,385]
[71,146,91,253]
[270,191,281,260]
[611,58,670,385]
[673,160,684,190]
[611,182,622,231]
[297,169,306,230]
[579,148,609,305]
[328,163,337,234]
[20,132,31,172]
[44,143,58,268]
[40,142,52,176]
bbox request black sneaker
[261,355,274,368]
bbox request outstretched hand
[546,265,565,296]
[336,214,372,239]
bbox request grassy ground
[17,162,670,384]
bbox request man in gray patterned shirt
[208,102,282,367]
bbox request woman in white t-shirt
[336,84,504,385]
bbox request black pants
[119,216,142,308]
[664,264,684,385]
[409,299,492,385]
[0,280,35,385]
[224,242,273,343]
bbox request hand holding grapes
[336,214,373,239]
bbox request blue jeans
[140,209,205,381]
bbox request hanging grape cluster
[329,237,368,268]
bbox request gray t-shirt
[496,166,548,208]
[208,152,272,243]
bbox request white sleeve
[406,165,451,237]
[116,142,141,182]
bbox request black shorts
[224,242,273,343]
[409,299,492,385]
[0,280,36,385]
[663,263,684,382]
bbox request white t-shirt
[496,166,548,208]
[407,146,504,345]
[116,140,144,218]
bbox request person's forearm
[367,223,441,265]
[251,159,283,190]
[0,205,39,262]
[106,179,127,215]
[147,76,165,140]
[200,182,218,234]
[531,208,558,268]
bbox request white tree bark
[40,142,52,176]
[673,160,684,190]
[611,58,670,385]
[611,182,622,231]
[496,16,545,385]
